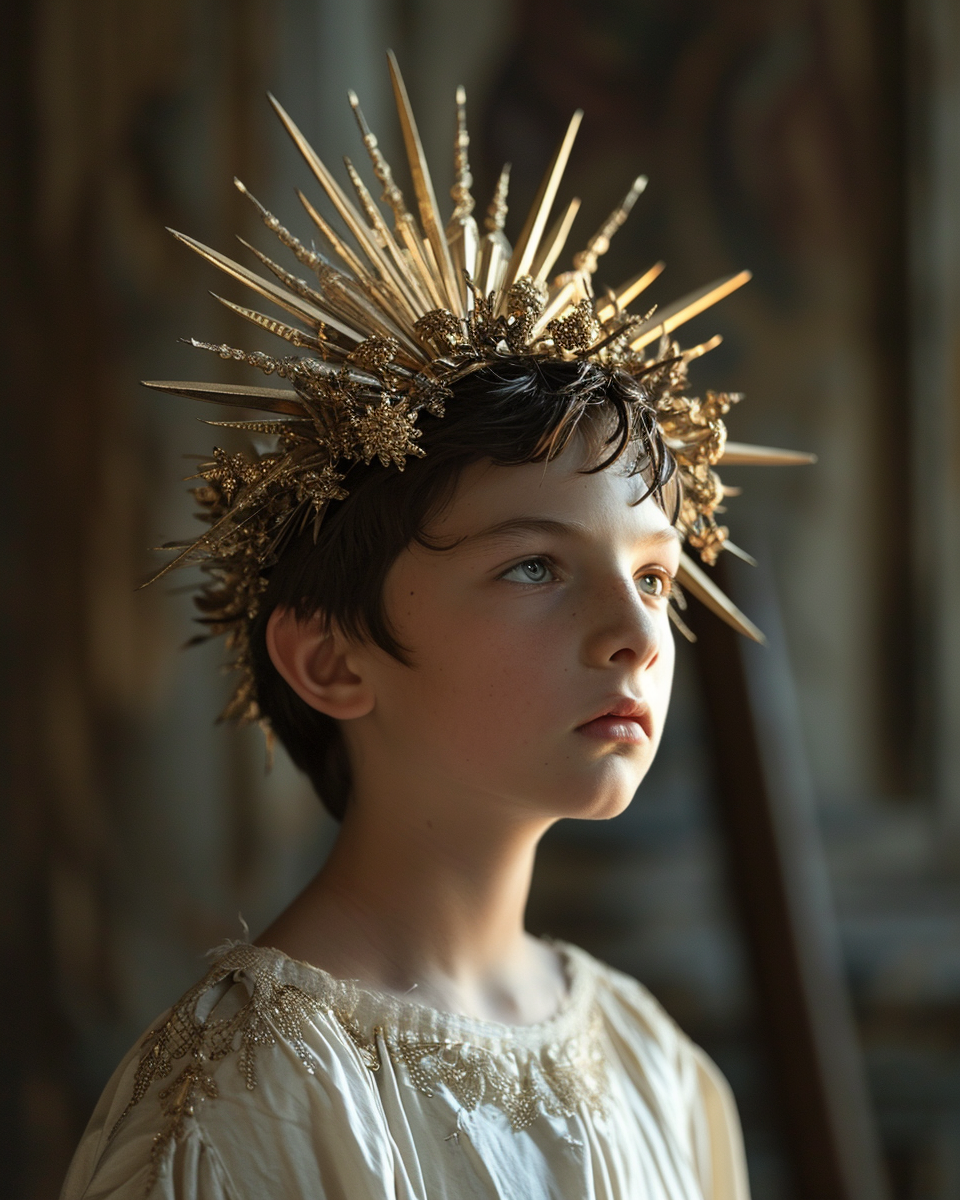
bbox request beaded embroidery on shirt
[111,943,607,1193]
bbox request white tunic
[61,941,750,1200]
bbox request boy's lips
[575,696,652,743]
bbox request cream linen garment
[61,941,750,1200]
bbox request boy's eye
[501,558,556,584]
[637,571,673,597]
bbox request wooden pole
[686,557,889,1200]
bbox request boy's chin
[546,771,648,822]
[581,756,650,817]
[565,788,639,822]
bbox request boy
[61,54,786,1199]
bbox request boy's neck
[257,792,566,1025]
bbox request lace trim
[111,944,607,1192]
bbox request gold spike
[268,93,411,302]
[234,178,325,275]
[446,85,480,309]
[668,604,697,642]
[719,441,818,466]
[240,234,419,358]
[295,186,422,344]
[683,334,723,361]
[498,110,583,308]
[477,164,512,294]
[201,420,310,435]
[296,189,368,281]
[481,241,507,297]
[143,453,310,586]
[347,89,446,311]
[211,294,325,350]
[528,278,579,340]
[449,86,475,222]
[485,163,510,233]
[676,552,765,643]
[723,540,758,566]
[629,270,752,351]
[141,380,304,415]
[235,237,363,343]
[342,157,429,317]
[572,175,647,282]
[343,157,392,250]
[531,197,581,283]
[387,51,464,315]
[238,238,336,314]
[309,273,425,366]
[168,228,348,335]
[595,262,665,323]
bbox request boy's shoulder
[560,940,703,1073]
[562,940,682,1026]
[61,942,387,1199]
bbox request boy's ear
[265,607,375,720]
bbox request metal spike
[211,294,324,350]
[238,239,334,312]
[595,262,665,323]
[268,93,410,301]
[572,175,647,282]
[200,419,312,436]
[342,157,429,317]
[628,270,752,352]
[531,197,581,283]
[449,86,475,222]
[387,51,464,315]
[295,190,368,281]
[528,278,579,340]
[477,163,512,294]
[240,231,419,357]
[683,334,723,362]
[141,380,304,415]
[498,110,583,308]
[236,237,363,342]
[723,540,758,566]
[234,179,325,276]
[347,89,446,311]
[668,604,697,642]
[485,163,511,234]
[676,552,765,643]
[446,85,480,309]
[718,441,818,466]
[167,228,340,334]
[187,338,291,377]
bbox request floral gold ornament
[145,51,814,725]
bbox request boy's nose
[580,576,662,669]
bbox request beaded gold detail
[382,1009,607,1131]
[112,943,607,1193]
[146,52,814,718]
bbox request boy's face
[346,439,680,825]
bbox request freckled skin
[260,440,680,1020]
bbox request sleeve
[59,966,415,1200]
[592,957,752,1200]
[61,1123,239,1200]
[686,1043,751,1200]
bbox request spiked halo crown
[145,51,812,724]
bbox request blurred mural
[2,1,959,1198]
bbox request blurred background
[2,1,959,1197]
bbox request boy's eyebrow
[457,517,682,547]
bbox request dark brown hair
[250,356,676,819]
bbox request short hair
[249,356,676,819]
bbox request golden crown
[146,52,811,724]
